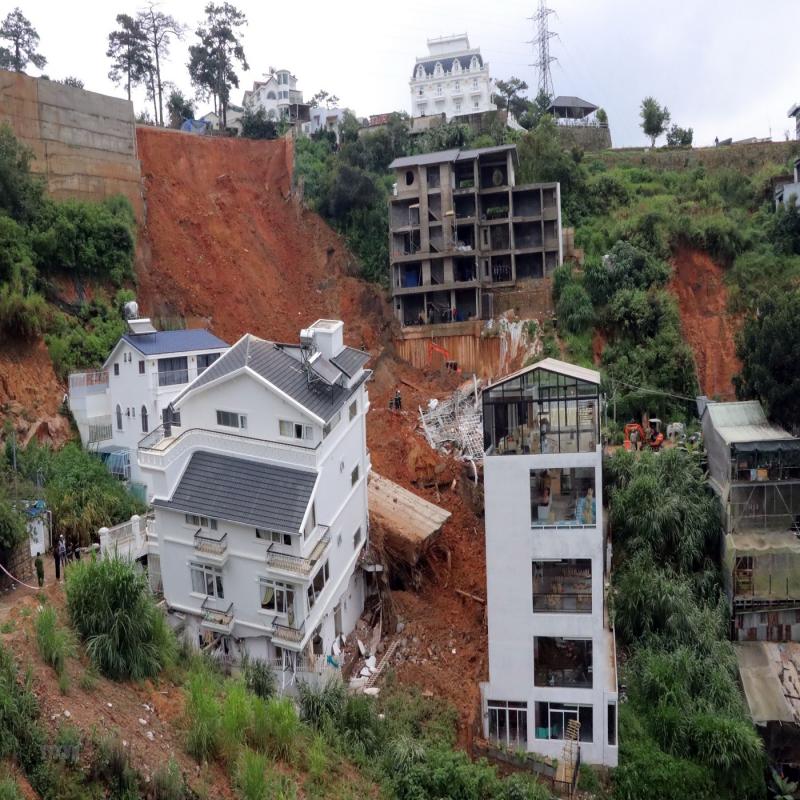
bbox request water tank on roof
[124,300,139,320]
[299,329,314,347]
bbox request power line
[527,0,558,98]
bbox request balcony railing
[194,529,228,556]
[155,368,189,388]
[266,533,330,577]
[272,619,305,644]
[138,427,318,471]
[88,415,113,443]
[201,597,234,629]
[68,370,108,396]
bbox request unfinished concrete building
[388,144,562,328]
[701,400,800,641]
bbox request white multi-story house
[243,69,307,123]
[303,107,350,144]
[410,34,496,120]
[479,358,618,769]
[68,318,229,494]
[138,320,372,679]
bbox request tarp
[736,642,795,724]
[724,530,800,599]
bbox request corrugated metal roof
[704,401,795,444]
[153,451,317,534]
[122,329,229,356]
[389,144,517,171]
[173,334,367,422]
[330,347,371,378]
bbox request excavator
[623,418,664,451]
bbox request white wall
[410,56,495,120]
[481,447,618,766]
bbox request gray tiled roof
[153,451,317,534]
[389,143,516,171]
[331,347,371,378]
[122,329,229,356]
[173,334,368,422]
[412,54,483,79]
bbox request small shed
[547,96,599,120]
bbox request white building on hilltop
[410,34,496,120]
[68,319,229,496]
[243,69,308,123]
[479,359,618,771]
[139,320,372,681]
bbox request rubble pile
[419,377,484,464]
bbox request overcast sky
[12,0,800,147]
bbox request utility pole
[528,0,557,99]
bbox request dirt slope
[135,128,387,349]
[669,246,740,400]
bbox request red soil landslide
[669,246,740,400]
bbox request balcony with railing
[194,529,228,562]
[201,597,234,633]
[154,368,189,390]
[266,532,330,578]
[272,619,305,646]
[87,415,113,444]
[68,370,109,396]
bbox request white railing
[88,416,113,443]
[268,533,329,577]
[99,513,154,560]
[152,369,189,390]
[68,370,108,396]
[138,428,318,471]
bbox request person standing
[57,536,67,582]
[54,537,62,582]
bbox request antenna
[528,0,558,99]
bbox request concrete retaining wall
[0,70,143,220]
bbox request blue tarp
[180,119,211,135]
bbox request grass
[78,665,99,691]
[306,733,328,787]
[0,621,14,634]
[185,666,221,763]
[151,757,187,800]
[235,749,269,800]
[0,773,23,800]
[34,605,75,677]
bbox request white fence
[68,370,108,396]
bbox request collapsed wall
[0,69,143,220]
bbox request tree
[166,88,195,128]
[0,123,44,222]
[639,96,670,147]
[309,90,340,109]
[492,76,529,119]
[0,7,46,72]
[137,3,185,126]
[666,124,693,147]
[734,290,800,431]
[106,14,151,102]
[240,106,276,139]
[517,89,552,131]
[58,76,84,89]
[189,3,248,130]
[595,107,608,126]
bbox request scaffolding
[419,377,484,464]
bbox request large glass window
[157,356,188,386]
[197,352,220,373]
[482,367,599,455]
[535,702,593,742]
[185,514,217,530]
[534,637,592,688]
[307,561,330,610]
[488,701,527,748]
[260,579,295,623]
[533,559,592,612]
[190,563,224,598]
[280,420,312,440]
[217,410,247,429]
[530,467,596,528]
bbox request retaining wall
[0,70,143,220]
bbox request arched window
[416,65,425,80]
[266,91,276,100]
[453,59,461,73]
[470,56,480,70]
[141,405,148,433]
[434,61,443,77]
[116,404,122,431]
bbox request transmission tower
[528,0,557,98]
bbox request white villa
[243,69,306,123]
[479,359,618,770]
[135,320,372,677]
[68,318,229,496]
[410,34,496,120]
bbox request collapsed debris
[419,377,484,466]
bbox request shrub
[65,556,175,680]
[185,666,221,763]
[306,733,328,787]
[498,773,551,800]
[220,680,252,762]
[90,733,139,796]
[556,282,594,333]
[34,605,75,677]
[259,697,300,762]
[151,757,186,800]
[0,775,22,800]
[297,677,346,730]
[242,655,275,700]
[235,749,269,800]
[340,694,383,758]
[0,285,48,341]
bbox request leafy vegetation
[65,556,175,680]
[34,605,75,678]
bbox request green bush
[259,697,300,762]
[0,774,23,800]
[242,655,276,700]
[35,605,75,676]
[185,665,221,763]
[297,676,346,730]
[220,679,252,762]
[235,748,269,800]
[151,757,187,800]
[0,495,27,550]
[556,282,594,333]
[306,733,328,787]
[90,733,139,796]
[65,556,175,680]
[0,285,48,340]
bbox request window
[416,65,425,80]
[455,102,461,113]
[473,100,480,110]
[116,404,122,431]
[217,410,247,429]
[256,528,292,546]
[349,400,358,421]
[405,170,414,186]
[197,352,220,373]
[138,360,145,374]
[530,468,596,528]
[114,363,120,376]
[279,420,312,440]
[434,61,443,76]
[533,559,592,613]
[353,526,362,548]
[351,464,360,487]
[473,78,478,88]
[436,84,443,96]
[260,579,295,619]
[157,356,188,386]
[185,514,217,530]
[417,87,423,96]
[190,563,224,598]
[454,80,460,90]
[534,637,592,688]
[488,701,527,748]
[323,411,341,438]
[141,405,148,433]
[608,703,617,746]
[535,702,593,742]
[307,561,330,609]
[470,56,479,70]
[267,90,276,99]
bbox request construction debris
[419,377,484,464]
